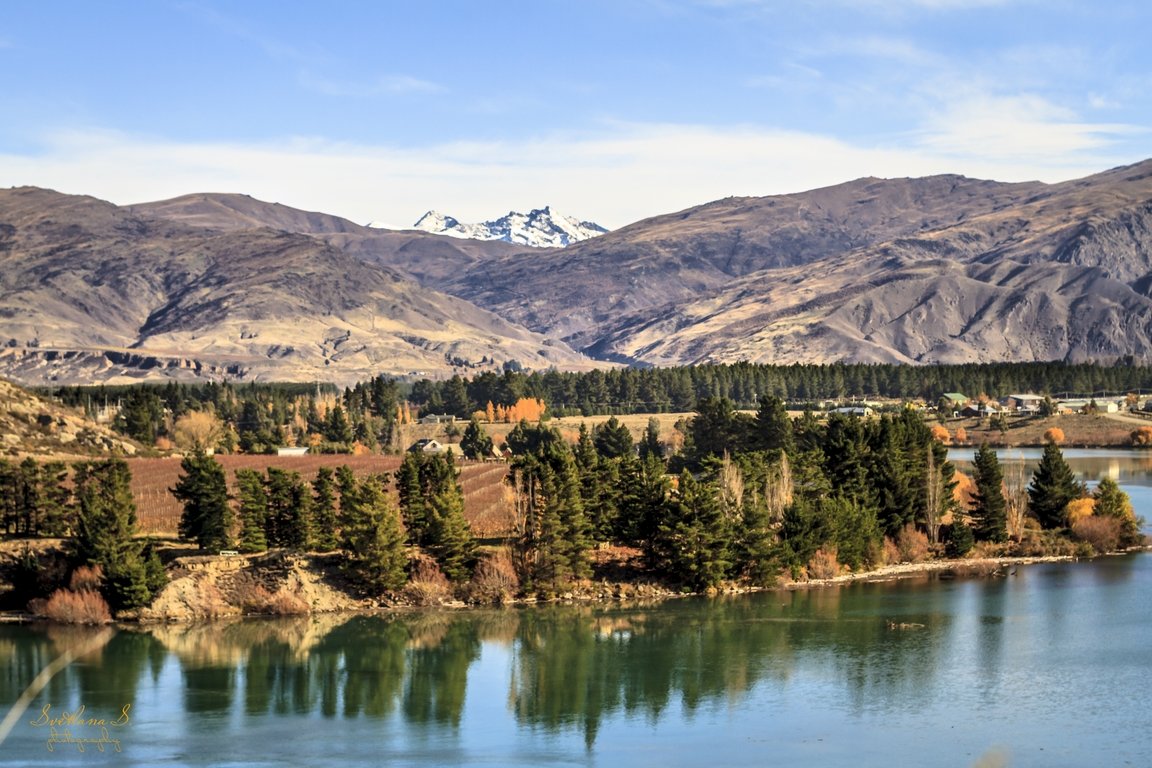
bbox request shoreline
[4,551,1136,626]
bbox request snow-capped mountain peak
[409,206,608,247]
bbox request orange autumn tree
[505,398,547,423]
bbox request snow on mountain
[410,206,608,247]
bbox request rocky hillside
[0,378,139,456]
[5,160,1152,382]
[449,160,1152,364]
[0,187,593,386]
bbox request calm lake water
[2,451,1150,767]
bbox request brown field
[127,454,513,539]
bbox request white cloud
[0,114,1141,231]
[299,71,444,97]
[916,92,1141,161]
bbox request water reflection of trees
[20,569,1136,749]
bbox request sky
[1,1,1150,229]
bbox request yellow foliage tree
[1065,497,1096,524]
[954,427,968,444]
[172,410,223,452]
[1043,427,1065,444]
[930,424,951,444]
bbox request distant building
[1003,394,1045,413]
[419,414,457,425]
[276,446,309,457]
[832,406,874,417]
[408,438,462,455]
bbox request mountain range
[408,207,608,248]
[2,158,1152,386]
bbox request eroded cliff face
[140,551,367,622]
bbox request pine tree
[426,485,477,583]
[172,450,234,551]
[639,416,663,460]
[264,468,312,550]
[341,474,408,592]
[753,395,795,454]
[654,472,731,591]
[395,452,430,545]
[72,459,160,612]
[311,467,339,551]
[1092,477,1143,548]
[460,417,494,460]
[593,416,634,459]
[234,469,268,553]
[971,443,1008,542]
[1028,442,1082,529]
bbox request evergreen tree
[341,474,408,592]
[39,461,72,536]
[234,469,268,553]
[426,484,477,583]
[311,467,339,551]
[653,472,731,591]
[460,417,494,460]
[945,515,975,557]
[1028,442,1082,529]
[264,468,312,549]
[593,416,634,459]
[1092,477,1143,548]
[639,416,663,460]
[752,395,795,454]
[172,450,234,551]
[72,459,160,612]
[396,452,430,545]
[971,444,1008,542]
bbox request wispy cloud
[916,92,1141,160]
[299,71,444,98]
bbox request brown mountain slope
[131,192,526,289]
[449,173,1051,345]
[586,160,1152,365]
[0,187,592,386]
[452,159,1152,364]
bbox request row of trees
[173,451,478,593]
[47,360,1152,457]
[9,458,167,613]
[401,361,1152,417]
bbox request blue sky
[2,1,1149,228]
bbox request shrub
[69,565,105,593]
[1065,497,1096,525]
[895,524,931,563]
[41,588,112,625]
[1071,515,1123,555]
[402,553,452,605]
[1043,427,1065,445]
[930,425,951,444]
[881,537,902,566]
[463,549,520,605]
[806,547,840,580]
[265,589,310,615]
[1130,426,1152,446]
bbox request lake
[2,451,1150,767]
